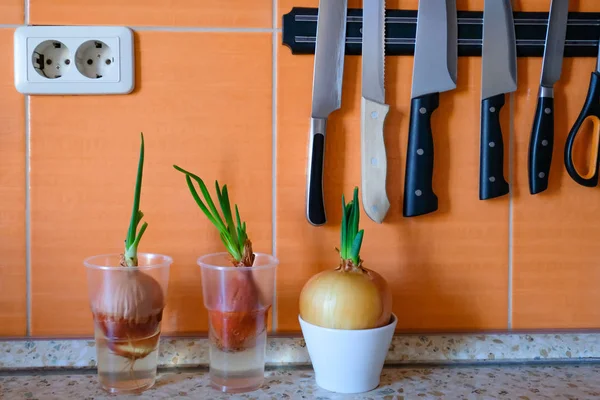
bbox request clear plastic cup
[84,253,172,394]
[198,252,278,393]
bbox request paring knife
[479,0,517,200]
[403,0,457,217]
[361,0,389,223]
[306,0,348,226]
[528,0,569,195]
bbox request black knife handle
[403,93,439,217]
[479,94,509,200]
[528,95,554,194]
[306,118,327,225]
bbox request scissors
[564,40,600,187]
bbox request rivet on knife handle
[403,93,439,217]
[479,93,509,200]
[528,90,554,194]
[361,97,390,223]
[306,117,327,226]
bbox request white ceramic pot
[298,313,397,394]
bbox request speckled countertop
[2,364,600,399]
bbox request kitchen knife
[479,0,517,200]
[528,0,569,195]
[361,0,389,223]
[306,0,348,226]
[403,0,457,217]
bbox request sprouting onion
[92,133,165,363]
[174,165,268,351]
[173,165,255,267]
[299,187,392,330]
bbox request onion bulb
[92,269,165,359]
[208,271,268,352]
[299,187,392,330]
[300,264,391,329]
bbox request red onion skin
[208,271,268,352]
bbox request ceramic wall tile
[7,0,600,337]
[276,6,509,331]
[30,32,273,336]
[30,0,272,28]
[0,29,26,336]
[512,0,600,329]
[0,1,23,24]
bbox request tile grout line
[0,25,282,32]
[24,0,30,337]
[271,0,278,333]
[132,26,280,33]
[25,96,31,337]
[507,92,515,330]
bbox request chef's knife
[361,0,389,223]
[306,0,348,226]
[403,0,457,217]
[479,0,517,200]
[528,0,569,195]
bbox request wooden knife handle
[361,97,390,223]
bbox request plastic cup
[198,252,278,393]
[84,253,171,394]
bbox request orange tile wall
[0,0,599,337]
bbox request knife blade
[479,0,517,200]
[403,0,457,217]
[306,0,348,226]
[528,0,569,195]
[361,0,389,223]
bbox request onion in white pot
[299,187,392,330]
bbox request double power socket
[14,26,135,95]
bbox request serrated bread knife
[361,0,389,223]
[306,0,348,226]
[403,0,457,217]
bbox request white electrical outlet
[14,26,135,95]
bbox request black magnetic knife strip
[282,7,600,58]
